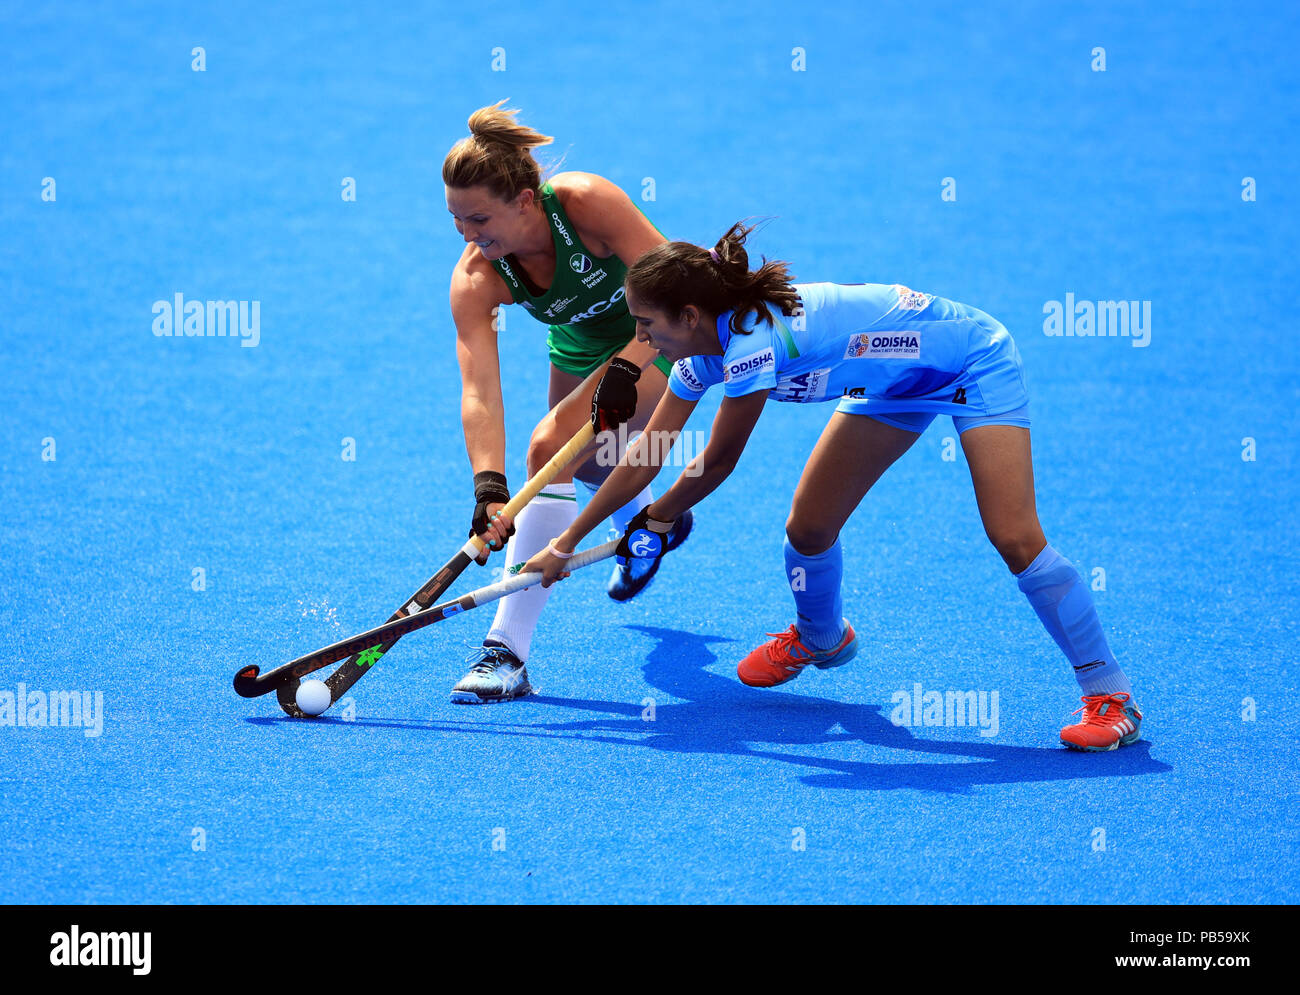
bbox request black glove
[616,505,675,567]
[592,357,641,433]
[470,470,513,551]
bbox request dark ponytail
[624,221,800,335]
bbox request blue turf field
[3,0,1298,904]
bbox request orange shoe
[1060,692,1143,751]
[737,621,857,688]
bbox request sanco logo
[569,253,592,274]
[551,212,574,247]
[569,285,626,323]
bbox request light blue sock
[1016,545,1131,697]
[784,538,845,650]
[576,478,654,535]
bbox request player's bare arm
[450,249,512,475]
[647,389,767,523]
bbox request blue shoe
[450,641,533,704]
[606,510,694,602]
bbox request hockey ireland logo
[569,252,592,274]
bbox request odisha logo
[675,360,705,392]
[724,349,775,381]
[873,335,919,350]
[845,333,919,358]
[569,253,592,274]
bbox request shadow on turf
[247,624,1170,793]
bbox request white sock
[485,483,578,662]
[1077,664,1133,698]
[576,478,655,534]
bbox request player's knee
[987,527,1046,573]
[785,517,836,556]
[526,419,564,476]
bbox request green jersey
[489,182,668,377]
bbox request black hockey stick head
[233,665,267,698]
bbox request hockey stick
[268,539,618,708]
[232,421,598,713]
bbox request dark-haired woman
[442,102,692,704]
[524,224,1142,752]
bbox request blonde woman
[442,103,693,703]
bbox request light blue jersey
[667,283,1029,422]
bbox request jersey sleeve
[721,322,782,398]
[667,356,720,400]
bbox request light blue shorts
[835,330,1032,435]
[854,403,1031,435]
